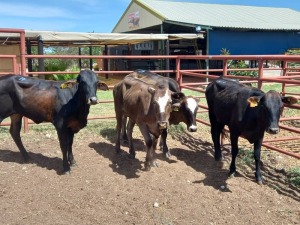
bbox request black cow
[0,70,108,173]
[122,69,199,158]
[205,77,298,184]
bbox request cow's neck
[73,85,90,120]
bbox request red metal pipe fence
[0,51,299,159]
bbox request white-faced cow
[0,70,108,173]
[122,69,199,158]
[205,77,298,184]
[114,75,178,171]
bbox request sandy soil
[0,120,299,225]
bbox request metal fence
[0,50,299,159]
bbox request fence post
[223,59,228,77]
[257,59,264,90]
[175,57,182,90]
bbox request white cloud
[0,3,74,18]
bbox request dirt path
[0,122,299,225]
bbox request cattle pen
[0,30,299,161]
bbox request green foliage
[285,49,300,68]
[31,46,102,78]
[220,48,258,78]
[286,167,300,187]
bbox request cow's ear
[247,96,261,107]
[60,80,77,89]
[171,92,185,100]
[148,86,156,94]
[98,82,109,91]
[282,96,298,105]
[171,102,181,112]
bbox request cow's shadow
[170,131,300,201]
[0,149,64,174]
[92,128,179,178]
[89,141,143,179]
[168,132,234,191]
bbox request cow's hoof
[257,180,263,185]
[115,148,122,155]
[151,160,158,168]
[70,162,77,167]
[145,165,151,171]
[128,154,135,159]
[228,172,235,178]
[69,159,77,167]
[215,156,223,161]
[122,139,129,145]
[256,176,263,185]
[22,154,31,162]
[62,170,71,175]
[165,152,172,159]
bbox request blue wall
[209,30,300,55]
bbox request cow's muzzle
[266,127,279,134]
[188,125,197,132]
[88,96,98,105]
[158,121,168,130]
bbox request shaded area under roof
[0,30,203,47]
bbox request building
[113,0,300,56]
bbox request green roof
[137,0,300,30]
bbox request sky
[0,0,300,33]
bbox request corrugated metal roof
[137,0,300,30]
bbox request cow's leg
[160,129,171,158]
[56,129,71,173]
[229,134,239,178]
[209,113,224,161]
[121,116,129,144]
[67,132,76,167]
[115,112,123,154]
[139,125,157,171]
[254,139,263,184]
[127,119,136,158]
[9,114,30,161]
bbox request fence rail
[0,53,299,159]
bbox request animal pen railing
[0,54,299,159]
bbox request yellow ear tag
[60,83,68,89]
[172,107,179,112]
[248,98,258,108]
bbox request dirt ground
[0,119,299,225]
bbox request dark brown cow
[0,70,108,173]
[113,76,176,170]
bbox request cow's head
[61,70,108,105]
[149,79,173,130]
[247,90,298,134]
[171,93,198,132]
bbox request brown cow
[122,69,199,158]
[113,76,178,170]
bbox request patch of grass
[238,148,254,165]
[168,124,186,135]
[286,167,300,187]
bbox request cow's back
[128,69,180,92]
[206,78,266,141]
[0,75,77,123]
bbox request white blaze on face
[187,98,197,114]
[157,91,170,113]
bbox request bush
[220,48,258,78]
